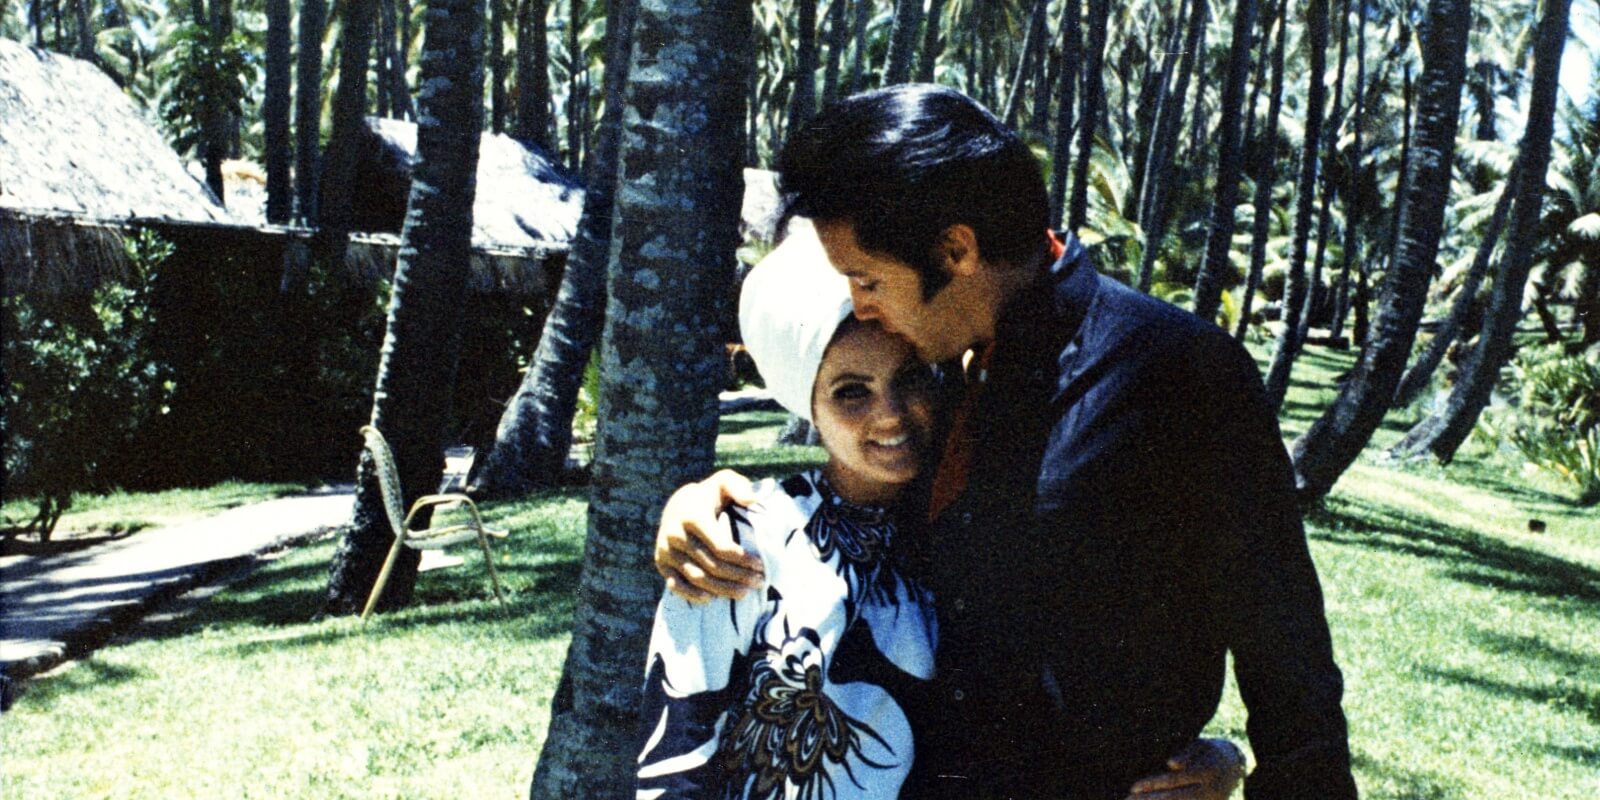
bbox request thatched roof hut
[0,39,240,295]
[346,117,585,250]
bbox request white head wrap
[739,219,854,422]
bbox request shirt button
[1032,369,1046,381]
[952,598,967,613]
[960,511,973,525]
[953,689,966,701]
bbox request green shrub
[2,231,176,538]
[1479,344,1600,504]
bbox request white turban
[738,219,854,422]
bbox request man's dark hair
[776,84,1049,300]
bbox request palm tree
[1262,0,1331,408]
[471,0,639,497]
[1289,0,1476,500]
[1191,0,1260,322]
[883,0,923,85]
[1387,0,1572,464]
[526,0,751,794]
[1133,0,1207,293]
[516,0,551,148]
[787,0,819,133]
[1236,0,1288,340]
[1002,0,1051,128]
[323,0,487,615]
[264,0,292,224]
[490,0,508,132]
[1545,93,1600,348]
[1068,0,1109,232]
[295,0,326,221]
[822,0,848,101]
[317,0,379,248]
[1049,0,1082,226]
[917,0,949,83]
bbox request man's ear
[938,224,982,277]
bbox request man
[657,85,1356,799]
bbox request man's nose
[850,290,880,321]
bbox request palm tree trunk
[1578,258,1600,348]
[1135,0,1207,294]
[526,0,750,794]
[787,0,819,135]
[847,0,870,94]
[1261,0,1330,408]
[265,0,293,224]
[916,0,948,83]
[376,0,392,117]
[515,0,551,148]
[394,0,415,119]
[1235,0,1287,341]
[1003,0,1051,128]
[1389,0,1571,463]
[471,0,638,498]
[1129,4,1183,221]
[883,0,923,85]
[1288,0,1476,499]
[1049,0,1082,227]
[1191,0,1259,321]
[1296,0,1352,345]
[323,0,487,615]
[822,0,848,102]
[317,0,379,253]
[295,0,327,222]
[1330,0,1366,339]
[1391,163,1519,407]
[567,0,583,170]
[490,0,507,132]
[1068,0,1109,233]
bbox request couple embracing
[635,85,1357,800]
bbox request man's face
[813,219,973,363]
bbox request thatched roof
[351,117,584,250]
[0,38,231,223]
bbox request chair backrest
[360,425,409,537]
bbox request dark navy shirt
[903,237,1357,800]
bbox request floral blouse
[636,470,938,799]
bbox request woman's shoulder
[732,470,825,555]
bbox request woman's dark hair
[776,84,1049,300]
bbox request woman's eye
[833,383,870,401]
[852,277,878,292]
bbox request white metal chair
[359,425,507,621]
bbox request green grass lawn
[1,481,310,540]
[3,362,1598,798]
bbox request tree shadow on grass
[14,659,147,714]
[1350,751,1467,800]
[717,412,787,437]
[1422,666,1600,727]
[1306,497,1600,610]
[1541,743,1600,768]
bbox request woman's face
[811,321,937,506]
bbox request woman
[636,225,1243,799]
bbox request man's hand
[654,469,766,603]
[1125,738,1246,800]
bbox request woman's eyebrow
[827,371,873,385]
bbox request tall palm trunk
[1390,163,1519,407]
[1129,3,1183,220]
[1049,0,1082,227]
[822,0,848,102]
[567,0,583,169]
[1391,0,1572,462]
[317,0,379,252]
[265,0,293,223]
[1296,0,1352,344]
[883,0,923,85]
[376,0,392,117]
[516,0,551,148]
[1261,0,1330,408]
[471,0,638,497]
[788,0,819,134]
[1003,0,1051,128]
[1192,0,1260,321]
[1068,0,1109,232]
[323,0,487,615]
[490,0,507,132]
[846,0,870,94]
[916,0,948,83]
[393,0,415,119]
[1288,0,1475,500]
[1330,0,1366,339]
[295,0,327,222]
[527,0,750,794]
[1237,0,1288,340]
[1134,0,1207,293]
